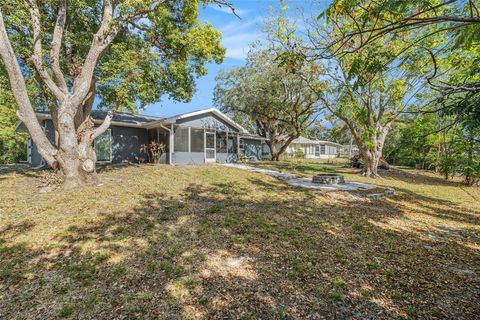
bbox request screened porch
[146,124,240,165]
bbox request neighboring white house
[286,136,340,159]
[339,144,359,158]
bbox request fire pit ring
[312,174,345,185]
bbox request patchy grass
[0,162,479,319]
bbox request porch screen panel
[191,129,204,152]
[174,127,188,152]
[95,129,112,162]
[216,132,227,153]
[227,135,237,153]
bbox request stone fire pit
[312,174,345,185]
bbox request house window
[320,144,326,154]
[191,129,204,152]
[95,128,112,162]
[216,132,227,153]
[174,126,188,152]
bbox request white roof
[291,136,342,147]
[314,140,342,147]
[291,136,318,144]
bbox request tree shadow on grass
[0,164,44,180]
[1,180,479,319]
[392,186,480,226]
[96,162,144,174]
[380,168,467,187]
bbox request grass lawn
[1,161,479,319]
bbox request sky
[142,0,282,118]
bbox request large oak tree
[214,48,323,161]
[0,0,226,188]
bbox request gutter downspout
[169,123,174,165]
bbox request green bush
[294,148,305,158]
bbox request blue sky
[143,0,281,118]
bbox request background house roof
[291,136,342,147]
[291,136,318,144]
[314,140,342,147]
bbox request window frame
[320,144,326,155]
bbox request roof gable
[164,108,248,133]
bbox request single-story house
[18,108,340,165]
[286,136,340,159]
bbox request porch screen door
[205,132,216,162]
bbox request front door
[205,131,216,163]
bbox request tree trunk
[0,3,118,189]
[361,149,381,177]
[54,105,98,189]
[266,134,299,161]
[266,140,279,161]
[464,131,475,186]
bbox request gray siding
[111,126,148,163]
[29,121,150,165]
[172,152,238,164]
[30,138,43,166]
[242,139,268,161]
[172,152,205,165]
[44,120,56,144]
[29,120,55,166]
[176,112,238,132]
[216,153,239,163]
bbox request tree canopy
[0,0,226,186]
[214,47,323,160]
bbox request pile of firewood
[140,142,166,164]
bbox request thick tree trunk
[361,149,381,177]
[0,7,116,189]
[266,141,279,161]
[54,105,98,189]
[265,134,298,162]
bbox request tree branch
[93,107,117,139]
[72,0,117,107]
[0,10,58,167]
[50,0,68,93]
[26,0,65,101]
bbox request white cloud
[222,32,263,60]
[217,17,265,60]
